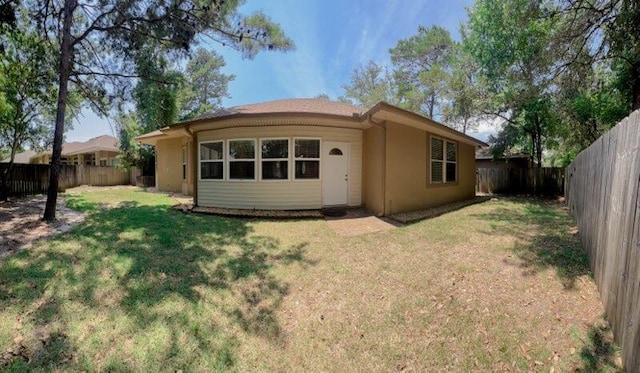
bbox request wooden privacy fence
[0,163,131,197]
[565,110,640,372]
[476,167,565,196]
[75,165,130,186]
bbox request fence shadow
[0,195,314,370]
[472,197,591,290]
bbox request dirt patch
[325,208,401,236]
[0,195,85,260]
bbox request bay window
[294,138,320,179]
[261,139,289,180]
[229,139,256,180]
[200,141,224,180]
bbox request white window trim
[99,157,108,166]
[293,137,322,181]
[227,138,257,182]
[198,140,225,182]
[259,137,290,182]
[430,135,457,184]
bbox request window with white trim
[228,139,256,180]
[261,139,288,180]
[200,141,224,180]
[294,138,320,179]
[430,136,457,184]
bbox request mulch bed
[190,206,324,219]
[389,196,492,224]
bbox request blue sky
[67,0,496,142]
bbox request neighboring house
[475,147,530,170]
[11,149,37,164]
[14,135,120,166]
[137,99,487,216]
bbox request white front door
[322,142,349,206]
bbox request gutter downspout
[368,114,387,216]
[185,124,197,206]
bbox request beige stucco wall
[383,121,476,215]
[196,125,362,210]
[362,125,386,216]
[155,137,183,193]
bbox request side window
[430,137,457,184]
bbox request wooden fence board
[476,167,565,196]
[0,163,132,197]
[566,110,640,372]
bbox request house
[15,135,120,166]
[475,147,530,170]
[136,99,487,216]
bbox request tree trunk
[43,0,76,222]
[533,113,543,169]
[632,61,640,111]
[428,94,435,119]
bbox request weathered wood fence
[0,163,132,197]
[565,110,640,371]
[476,167,565,196]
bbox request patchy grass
[0,190,619,372]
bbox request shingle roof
[191,98,365,122]
[8,135,119,163]
[11,150,37,164]
[62,135,118,155]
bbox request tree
[340,61,395,108]
[555,0,640,111]
[117,46,235,172]
[464,0,558,167]
[180,48,235,120]
[550,63,628,165]
[22,0,293,221]
[0,25,57,200]
[390,25,454,119]
[441,42,485,134]
[132,47,184,131]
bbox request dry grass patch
[0,190,621,372]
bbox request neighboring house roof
[475,147,530,160]
[11,135,119,163]
[60,135,119,156]
[137,98,488,147]
[7,149,37,164]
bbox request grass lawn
[0,188,621,372]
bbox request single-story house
[15,135,120,165]
[475,147,531,170]
[137,99,487,216]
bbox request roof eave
[363,102,489,147]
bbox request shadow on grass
[575,323,622,372]
[472,197,590,289]
[0,193,313,371]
